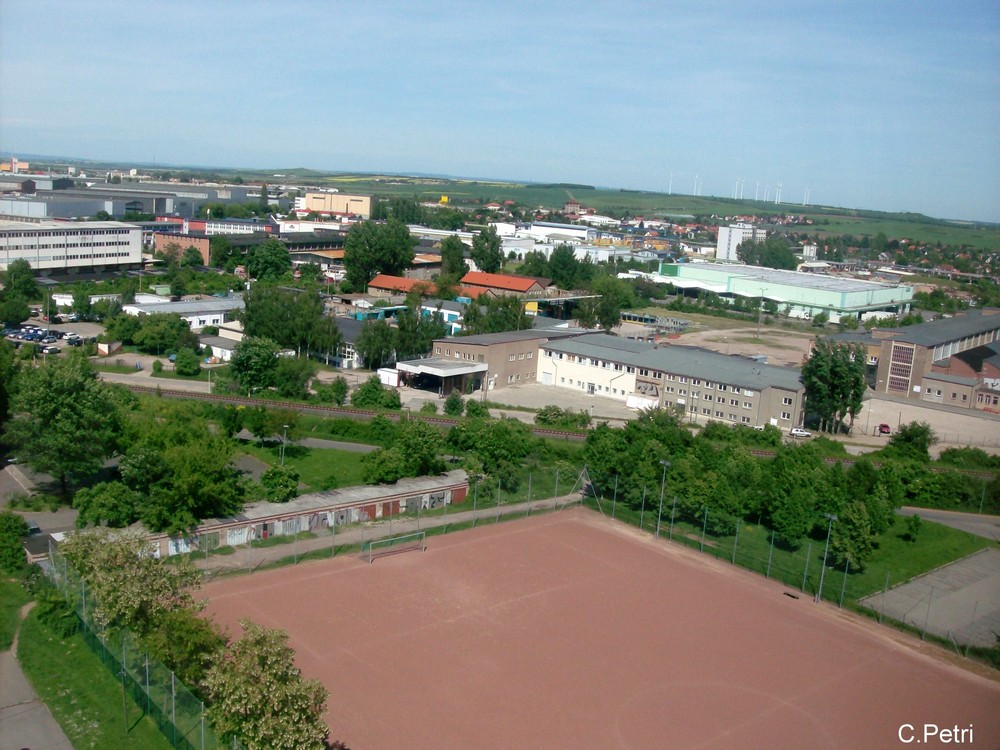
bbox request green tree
[362,419,445,484]
[259,465,300,503]
[61,527,201,635]
[0,293,30,326]
[0,340,16,424]
[329,376,349,406]
[444,390,464,416]
[350,375,401,409]
[885,421,937,462]
[205,619,329,750]
[801,340,866,433]
[343,219,416,290]
[174,347,202,377]
[73,481,143,528]
[210,235,238,270]
[181,246,204,267]
[133,313,200,355]
[394,301,447,362]
[440,235,469,278]
[5,357,130,499]
[274,355,316,399]
[247,238,292,281]
[0,509,28,574]
[230,337,280,395]
[103,313,143,344]
[0,258,38,300]
[470,225,503,273]
[141,609,225,694]
[355,319,396,369]
[71,288,93,321]
[460,295,531,335]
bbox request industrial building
[0,220,142,274]
[655,262,913,323]
[537,333,806,428]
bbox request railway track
[121,384,587,442]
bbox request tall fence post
[145,654,150,716]
[766,531,775,579]
[879,572,890,624]
[639,487,647,531]
[171,671,177,747]
[668,495,677,541]
[611,475,618,520]
[801,542,812,593]
[495,476,501,522]
[554,469,559,501]
[700,506,708,551]
[732,519,741,564]
[331,516,336,558]
[839,559,850,609]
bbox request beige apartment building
[300,192,372,218]
[538,333,806,428]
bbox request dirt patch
[202,511,1000,750]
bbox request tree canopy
[470,225,503,273]
[343,219,416,290]
[460,295,532,335]
[5,356,133,498]
[246,238,292,281]
[800,340,867,433]
[205,619,330,750]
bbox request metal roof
[880,310,1000,348]
[542,333,803,392]
[677,263,898,293]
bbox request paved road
[0,604,73,750]
[897,507,1000,542]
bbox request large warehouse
[0,219,142,274]
[655,262,913,323]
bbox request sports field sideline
[201,509,1000,750]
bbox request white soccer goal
[363,530,427,563]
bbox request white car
[789,428,811,438]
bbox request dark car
[878,423,891,435]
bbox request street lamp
[656,459,671,538]
[6,458,17,502]
[815,513,838,603]
[280,424,290,466]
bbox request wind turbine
[775,182,782,204]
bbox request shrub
[420,401,438,414]
[174,347,202,377]
[0,510,28,574]
[464,400,490,420]
[152,359,163,373]
[444,390,464,417]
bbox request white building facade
[0,220,142,273]
[716,223,766,262]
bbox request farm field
[201,509,1000,750]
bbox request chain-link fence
[47,549,242,750]
[584,493,998,653]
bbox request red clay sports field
[201,509,1000,749]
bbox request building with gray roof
[537,333,805,429]
[866,310,1000,410]
[657,262,913,324]
[122,296,244,329]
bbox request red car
[878,423,891,435]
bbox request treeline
[583,410,999,572]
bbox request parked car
[789,428,812,438]
[878,423,891,435]
[42,345,61,355]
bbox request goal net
[363,531,427,563]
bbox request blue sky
[1,1,998,222]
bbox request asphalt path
[897,506,1000,542]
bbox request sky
[1,1,998,223]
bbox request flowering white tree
[205,619,330,750]
[60,527,200,634]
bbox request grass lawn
[592,501,995,605]
[236,442,369,493]
[150,367,218,382]
[91,362,140,375]
[17,611,173,750]
[0,578,29,650]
